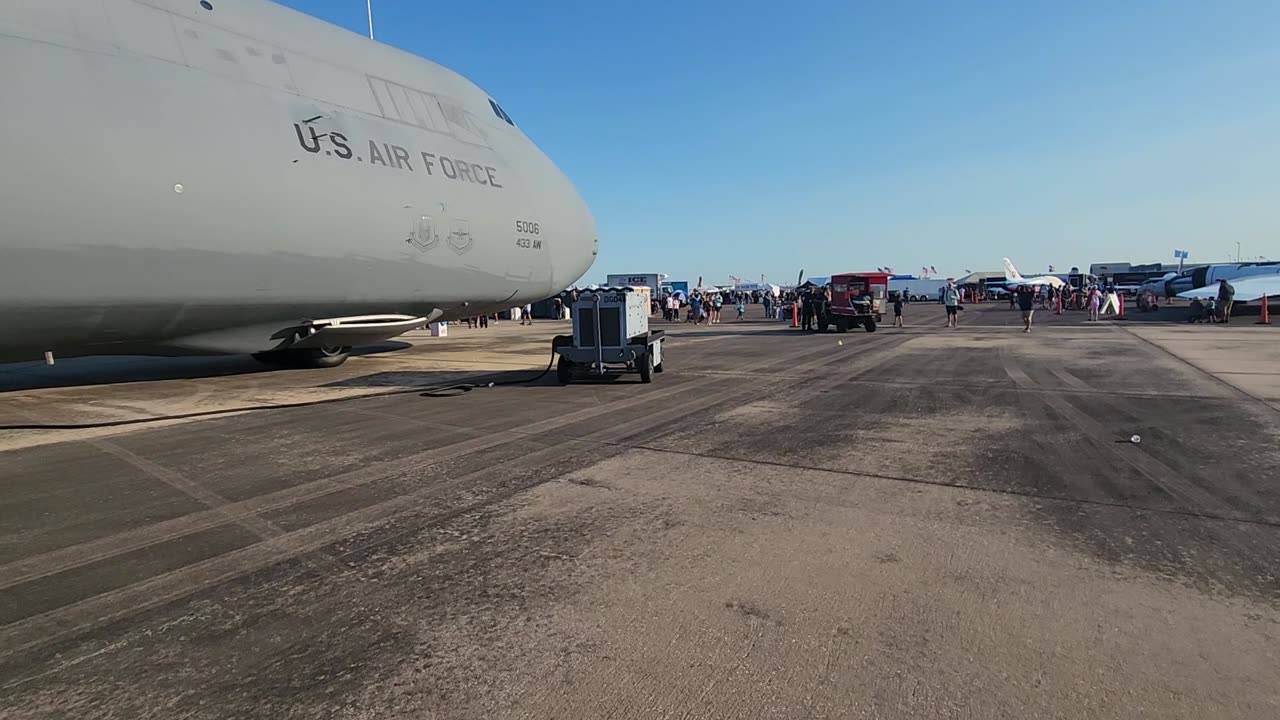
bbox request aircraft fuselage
[0,0,597,361]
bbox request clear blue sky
[280,0,1279,284]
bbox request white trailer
[732,282,780,297]
[888,276,945,301]
[605,273,662,297]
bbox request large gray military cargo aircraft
[0,0,597,368]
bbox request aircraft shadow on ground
[0,341,414,393]
[669,327,807,339]
[322,366,572,392]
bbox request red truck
[819,272,889,333]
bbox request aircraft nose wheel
[253,345,352,369]
[308,345,352,367]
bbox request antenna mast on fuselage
[366,0,374,39]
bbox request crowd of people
[655,288,803,325]
[458,276,1241,334]
[981,276,1237,330]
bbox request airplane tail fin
[1002,258,1024,282]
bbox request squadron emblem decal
[406,216,439,252]
[447,220,473,255]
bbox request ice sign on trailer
[606,274,661,295]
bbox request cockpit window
[488,98,515,126]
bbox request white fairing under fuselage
[0,0,596,361]
[1164,263,1280,298]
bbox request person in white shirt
[942,283,961,328]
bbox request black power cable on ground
[0,348,560,431]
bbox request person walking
[1017,284,1036,333]
[893,293,904,328]
[1217,278,1235,323]
[942,281,961,328]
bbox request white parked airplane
[999,258,1067,289]
[1178,275,1280,302]
[0,0,597,367]
[1165,263,1280,299]
[1136,272,1179,298]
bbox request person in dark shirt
[893,294,904,327]
[1217,279,1235,323]
[1187,297,1206,323]
[1017,285,1036,333]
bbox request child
[736,302,746,320]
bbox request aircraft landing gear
[253,345,352,369]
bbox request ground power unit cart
[553,287,666,384]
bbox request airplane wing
[1178,275,1280,302]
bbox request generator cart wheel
[639,352,654,383]
[864,318,877,332]
[654,360,664,373]
[556,356,574,384]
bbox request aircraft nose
[523,137,597,291]
[555,186,597,291]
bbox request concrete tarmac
[1,303,1278,719]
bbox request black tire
[654,361,664,373]
[302,346,353,368]
[639,352,653,383]
[253,346,351,369]
[818,318,830,332]
[556,356,574,384]
[835,318,848,333]
[864,318,877,332]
